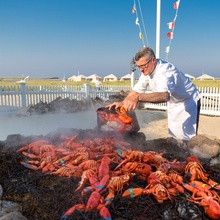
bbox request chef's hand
[105,101,123,110]
[123,93,139,111]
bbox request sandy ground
[0,109,220,141]
[135,109,220,141]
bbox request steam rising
[0,110,97,141]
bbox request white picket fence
[0,82,220,116]
[0,83,131,114]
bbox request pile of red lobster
[16,134,220,220]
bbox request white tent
[120,73,131,81]
[103,74,118,82]
[185,73,195,80]
[67,75,76,81]
[68,74,86,81]
[196,74,215,80]
[86,74,102,82]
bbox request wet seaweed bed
[0,129,220,220]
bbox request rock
[0,200,22,213]
[210,155,220,167]
[0,200,27,220]
[16,106,31,116]
[0,211,27,220]
[187,135,220,159]
[166,137,188,151]
[25,97,94,115]
[209,148,220,168]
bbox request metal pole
[156,0,161,58]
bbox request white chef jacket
[133,59,200,140]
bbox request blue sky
[0,0,219,79]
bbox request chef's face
[136,56,156,76]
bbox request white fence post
[131,71,135,88]
[84,83,90,100]
[20,81,26,108]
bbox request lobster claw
[99,205,112,220]
[170,180,185,194]
[122,188,144,198]
[200,198,220,220]
[158,161,187,173]
[61,204,85,218]
[61,191,112,219]
[207,179,220,191]
[20,161,40,170]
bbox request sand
[0,109,219,141]
[135,109,220,141]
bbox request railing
[0,83,131,114]
[142,87,220,116]
[0,82,220,116]
[199,87,220,115]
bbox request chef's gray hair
[135,47,155,61]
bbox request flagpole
[156,0,161,58]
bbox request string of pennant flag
[165,0,181,60]
[132,0,148,47]
[131,0,181,60]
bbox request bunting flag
[139,32,144,40]
[135,17,139,26]
[131,0,148,47]
[167,32,173,39]
[167,22,175,30]
[165,0,181,60]
[132,6,136,14]
[173,0,180,10]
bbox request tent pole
[156,0,161,58]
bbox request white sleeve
[153,63,176,93]
[133,74,149,93]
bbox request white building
[196,74,215,80]
[103,74,118,82]
[68,74,87,82]
[86,74,102,83]
[185,73,196,80]
[120,73,131,81]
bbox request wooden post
[20,81,27,108]
[131,71,135,88]
[84,83,90,100]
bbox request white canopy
[196,74,215,80]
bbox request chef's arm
[138,91,170,103]
[122,90,170,111]
[106,91,169,111]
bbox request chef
[106,47,200,141]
